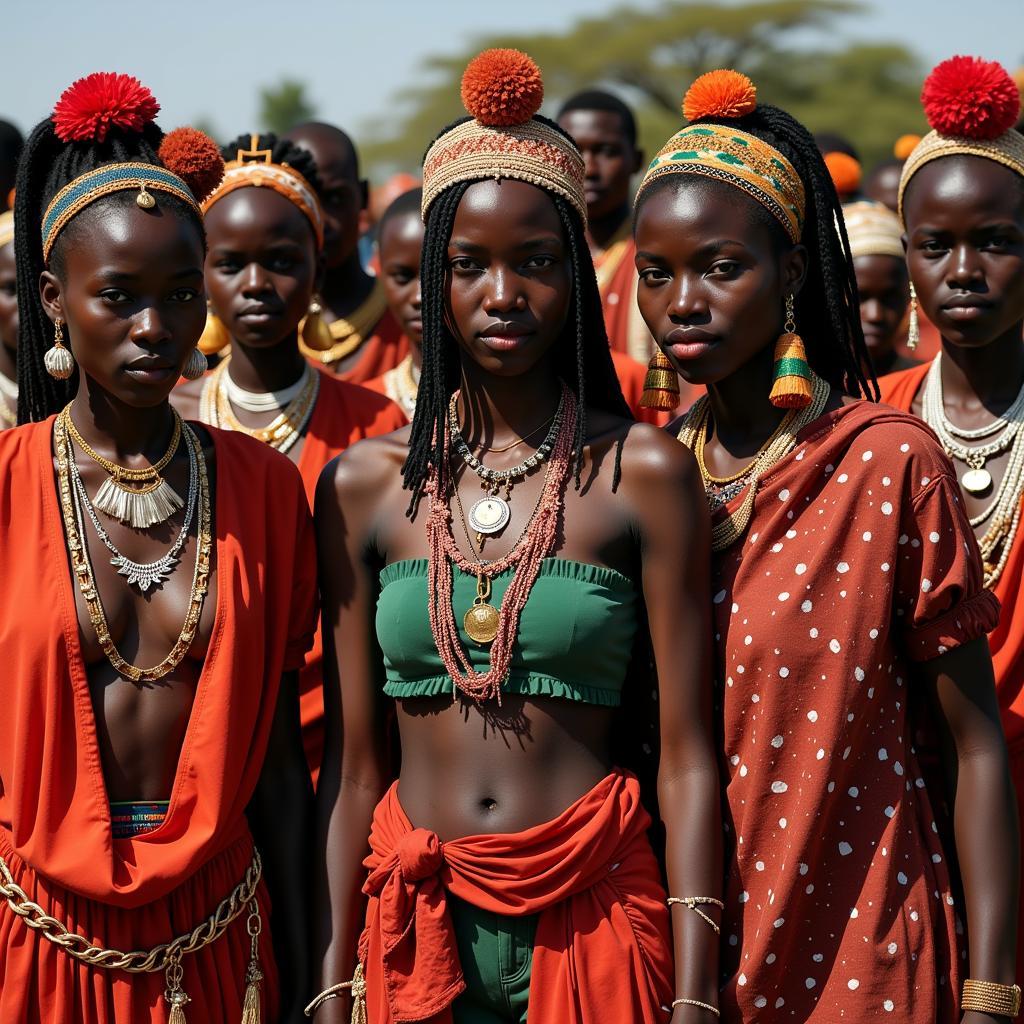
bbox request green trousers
[448,895,539,1024]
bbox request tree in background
[259,79,317,136]
[360,0,925,176]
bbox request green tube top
[376,558,637,706]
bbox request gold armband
[961,978,1021,1017]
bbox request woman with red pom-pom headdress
[879,54,1024,996]
[311,48,717,1024]
[0,73,319,1023]
[632,64,1014,1021]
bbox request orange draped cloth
[0,420,317,1023]
[297,370,407,782]
[339,310,409,385]
[880,359,1024,981]
[358,770,673,1024]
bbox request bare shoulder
[315,424,411,513]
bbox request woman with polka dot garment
[634,69,1017,1021]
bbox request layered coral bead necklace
[426,382,576,703]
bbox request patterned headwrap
[636,70,806,244]
[899,56,1024,221]
[421,50,587,225]
[202,134,325,248]
[842,200,904,260]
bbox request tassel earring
[198,304,231,356]
[769,295,812,409]
[44,318,75,380]
[301,295,334,352]
[640,350,680,411]
[181,347,208,381]
[907,281,919,351]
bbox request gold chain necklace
[677,374,831,551]
[55,409,212,684]
[298,278,388,364]
[694,406,800,486]
[64,407,184,528]
[383,354,419,419]
[199,358,320,454]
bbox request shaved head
[285,121,360,183]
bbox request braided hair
[637,105,876,402]
[14,120,207,423]
[221,132,323,198]
[401,115,632,512]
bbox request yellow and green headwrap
[636,70,806,244]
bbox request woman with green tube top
[310,50,719,1024]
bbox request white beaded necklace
[222,363,312,412]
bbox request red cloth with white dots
[709,400,999,1022]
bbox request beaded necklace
[425,383,576,703]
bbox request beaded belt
[0,849,264,1023]
[110,800,170,840]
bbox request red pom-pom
[922,56,1020,140]
[461,49,543,127]
[683,69,757,122]
[159,128,225,202]
[52,72,160,143]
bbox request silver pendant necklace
[69,433,198,591]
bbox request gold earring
[44,318,75,380]
[181,347,208,381]
[198,304,231,355]
[640,350,680,411]
[907,282,919,352]
[300,295,334,352]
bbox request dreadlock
[636,104,877,402]
[14,120,206,423]
[221,132,323,197]
[401,115,632,513]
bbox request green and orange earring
[769,294,812,409]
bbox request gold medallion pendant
[464,573,500,645]
[961,467,993,495]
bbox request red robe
[358,770,673,1023]
[708,401,998,1022]
[880,359,1024,981]
[0,421,317,1023]
[297,370,407,782]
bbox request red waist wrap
[359,768,673,1023]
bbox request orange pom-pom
[893,134,921,161]
[461,49,543,127]
[159,127,225,202]
[824,151,862,197]
[683,69,757,123]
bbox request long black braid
[402,115,632,512]
[14,120,206,424]
[637,104,877,402]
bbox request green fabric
[449,895,537,1024]
[376,558,636,706]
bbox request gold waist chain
[0,850,264,1023]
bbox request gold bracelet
[961,978,1021,1017]
[671,996,720,1017]
[304,963,368,1020]
[667,896,725,936]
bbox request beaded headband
[842,200,904,260]
[42,163,201,262]
[201,134,325,248]
[0,211,13,250]
[636,70,805,244]
[899,56,1024,221]
[421,50,587,225]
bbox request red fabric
[359,770,672,1024]
[338,309,409,385]
[297,370,407,782]
[0,419,317,1022]
[881,358,1024,982]
[712,401,999,1022]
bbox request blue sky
[6,0,1021,158]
